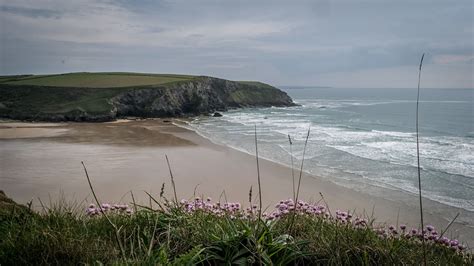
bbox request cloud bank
[1,0,472,88]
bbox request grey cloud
[0,0,472,88]
[0,6,61,19]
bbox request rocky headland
[0,74,295,122]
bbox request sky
[1,0,473,88]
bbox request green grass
[1,197,471,265]
[0,72,195,88]
[236,81,275,88]
[0,86,131,116]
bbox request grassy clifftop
[0,73,295,121]
[0,72,195,88]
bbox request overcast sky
[1,0,472,88]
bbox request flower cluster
[85,203,133,216]
[265,199,328,220]
[179,197,253,219]
[374,224,466,252]
[83,198,467,254]
[264,200,369,229]
[334,210,368,227]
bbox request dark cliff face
[0,76,295,122]
[112,77,295,118]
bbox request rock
[213,112,223,117]
[111,77,295,119]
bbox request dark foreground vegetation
[0,191,471,265]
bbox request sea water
[185,87,473,226]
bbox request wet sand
[0,119,473,246]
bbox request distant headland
[0,72,296,122]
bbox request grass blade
[81,161,126,261]
[288,134,296,202]
[254,125,262,221]
[165,155,178,205]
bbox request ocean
[185,87,474,226]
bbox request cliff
[0,74,295,122]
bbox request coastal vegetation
[0,72,294,122]
[0,191,471,265]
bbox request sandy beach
[1,119,473,246]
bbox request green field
[0,72,195,88]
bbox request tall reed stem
[439,213,460,238]
[416,53,427,266]
[295,128,311,202]
[289,127,311,232]
[288,134,296,201]
[254,125,262,221]
[165,155,178,205]
[81,161,126,260]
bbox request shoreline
[1,119,473,247]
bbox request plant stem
[81,161,126,261]
[295,128,310,202]
[254,125,262,221]
[416,53,426,266]
[439,213,460,238]
[130,190,137,213]
[289,127,311,232]
[165,155,178,205]
[288,134,296,202]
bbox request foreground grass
[0,195,471,265]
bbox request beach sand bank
[1,119,472,246]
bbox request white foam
[371,130,415,138]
